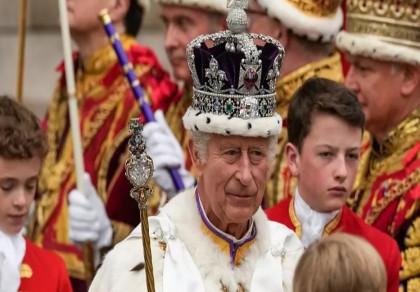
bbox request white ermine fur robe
[90,189,303,292]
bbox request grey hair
[190,130,278,163]
[267,135,278,161]
[190,130,212,162]
[390,63,402,75]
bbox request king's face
[194,134,270,232]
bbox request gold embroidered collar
[372,108,420,158]
[75,34,135,98]
[275,52,343,119]
[79,34,135,74]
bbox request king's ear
[401,64,420,97]
[285,142,300,177]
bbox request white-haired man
[91,2,303,291]
[336,1,420,290]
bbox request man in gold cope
[336,0,420,290]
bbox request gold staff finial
[125,118,155,292]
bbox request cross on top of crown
[227,0,249,9]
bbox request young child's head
[293,233,387,292]
[0,96,48,234]
[286,77,365,212]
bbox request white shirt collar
[0,230,26,292]
[294,189,339,248]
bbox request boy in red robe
[266,78,401,292]
[0,96,72,291]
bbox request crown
[258,0,343,42]
[346,0,420,49]
[336,0,420,65]
[183,0,284,137]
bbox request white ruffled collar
[294,189,339,248]
[0,230,26,292]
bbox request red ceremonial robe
[19,238,72,292]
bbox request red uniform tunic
[19,238,72,292]
[266,197,401,292]
[30,35,180,286]
[351,109,420,291]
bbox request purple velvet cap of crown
[193,40,281,95]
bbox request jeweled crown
[347,0,420,49]
[186,0,285,121]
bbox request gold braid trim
[352,110,420,218]
[400,216,420,287]
[221,282,246,292]
[97,129,132,202]
[288,196,302,239]
[275,52,343,119]
[323,210,342,236]
[400,246,420,281]
[36,80,126,232]
[406,277,420,292]
[406,217,420,247]
[365,168,420,227]
[38,43,147,231]
[97,65,172,218]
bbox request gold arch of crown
[346,0,420,49]
[286,0,341,17]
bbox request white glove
[142,110,195,198]
[68,173,112,251]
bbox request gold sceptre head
[125,118,155,292]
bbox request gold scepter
[125,118,155,292]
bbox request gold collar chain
[372,109,420,159]
[76,34,136,99]
[275,52,343,119]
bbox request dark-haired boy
[266,78,401,292]
[0,96,72,291]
